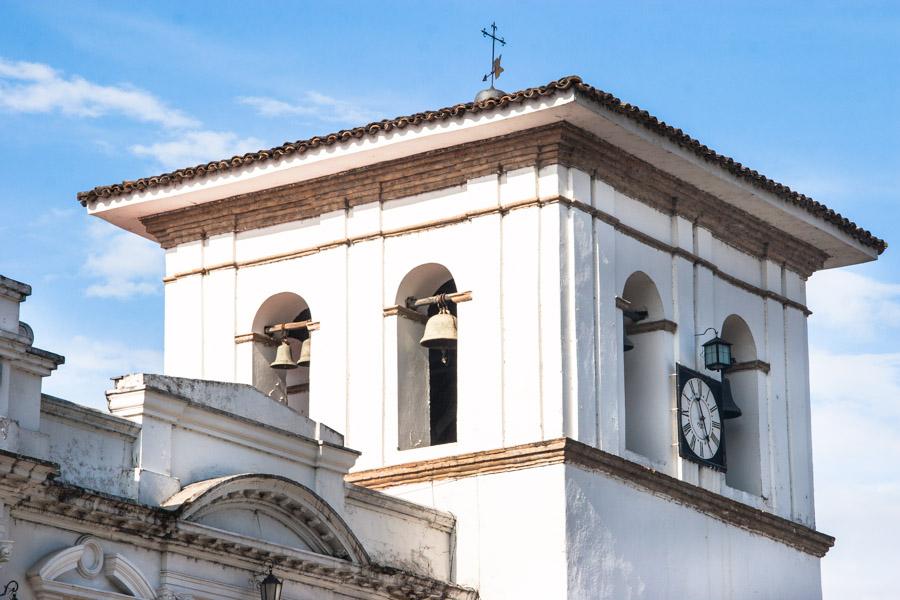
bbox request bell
[720,377,742,420]
[623,332,635,352]
[297,336,311,367]
[270,339,297,370]
[420,307,458,350]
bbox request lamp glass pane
[260,574,282,600]
[719,342,731,366]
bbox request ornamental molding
[139,121,827,277]
[346,437,835,558]
[163,474,370,565]
[4,464,475,600]
[0,540,12,565]
[154,191,812,316]
[27,536,156,599]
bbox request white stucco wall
[159,162,816,526]
[383,464,570,599]
[564,464,822,599]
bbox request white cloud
[808,269,900,341]
[810,349,900,600]
[805,269,900,598]
[41,334,163,411]
[130,130,263,169]
[238,91,374,124]
[0,57,197,128]
[83,221,163,299]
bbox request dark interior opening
[428,278,457,445]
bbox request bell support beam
[263,320,320,335]
[405,291,473,310]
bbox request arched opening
[252,292,312,414]
[721,314,762,495]
[621,271,671,465]
[395,264,457,450]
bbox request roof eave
[85,90,579,240]
[567,93,880,269]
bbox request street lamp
[700,332,733,372]
[259,566,282,600]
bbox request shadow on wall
[622,271,672,466]
[722,314,762,496]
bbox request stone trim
[625,319,678,335]
[728,360,772,374]
[345,484,456,534]
[41,395,141,440]
[0,275,31,303]
[2,458,475,600]
[563,196,813,315]
[161,193,812,316]
[140,121,829,277]
[346,437,834,558]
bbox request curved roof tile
[77,76,886,254]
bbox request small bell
[623,332,635,352]
[420,305,458,350]
[297,336,311,367]
[270,339,298,370]
[720,377,742,420]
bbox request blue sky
[1,2,897,597]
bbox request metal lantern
[259,567,283,600]
[0,581,18,600]
[270,339,297,370]
[702,336,733,371]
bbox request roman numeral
[709,404,718,414]
[712,421,721,430]
[681,409,689,418]
[710,432,719,447]
[682,423,692,437]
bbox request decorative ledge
[728,360,772,374]
[346,438,834,558]
[625,319,678,335]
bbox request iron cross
[481,22,506,87]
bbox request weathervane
[481,22,506,88]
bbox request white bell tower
[82,76,883,599]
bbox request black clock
[676,364,727,471]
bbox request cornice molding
[728,360,772,375]
[7,469,475,600]
[0,275,30,303]
[346,438,834,558]
[158,193,811,316]
[141,122,827,277]
[625,319,678,335]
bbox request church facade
[0,76,884,598]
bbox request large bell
[270,339,298,370]
[420,306,458,350]
[297,336,311,367]
[720,377,742,420]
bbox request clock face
[680,378,722,460]
[676,364,726,470]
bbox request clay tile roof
[77,75,886,254]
